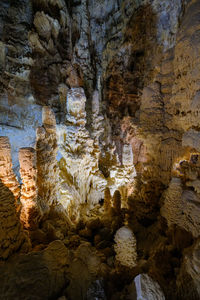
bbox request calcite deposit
[0,181,27,260]
[114,226,137,268]
[1,0,200,299]
[36,106,59,215]
[19,147,40,230]
[0,136,20,201]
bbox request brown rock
[0,181,28,260]
[0,137,20,201]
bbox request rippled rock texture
[1,0,200,299]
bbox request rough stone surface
[0,136,20,200]
[19,147,41,230]
[36,106,59,215]
[0,181,27,260]
[0,240,69,300]
[1,0,200,299]
[134,273,165,300]
[114,226,137,268]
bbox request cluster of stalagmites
[161,154,200,238]
[0,106,59,259]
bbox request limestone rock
[0,181,27,260]
[114,226,137,268]
[134,273,165,300]
[0,240,70,299]
[36,107,59,215]
[177,238,200,299]
[19,147,42,230]
[161,177,200,237]
[66,242,103,300]
[0,137,20,201]
[87,279,107,300]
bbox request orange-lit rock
[0,137,20,202]
[19,147,41,230]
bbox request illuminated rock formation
[177,239,200,299]
[0,181,27,259]
[0,136,20,201]
[161,176,200,238]
[58,88,107,220]
[114,226,137,268]
[19,147,41,230]
[134,274,165,300]
[58,88,136,221]
[36,106,59,215]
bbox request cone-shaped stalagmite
[113,190,121,214]
[36,106,58,214]
[19,147,42,230]
[104,187,111,212]
[0,136,20,201]
[0,181,28,259]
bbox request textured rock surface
[0,136,20,200]
[19,147,41,230]
[0,240,69,300]
[58,87,135,221]
[36,106,59,215]
[0,181,27,260]
[134,273,165,300]
[1,0,200,299]
[114,226,137,268]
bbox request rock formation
[36,106,59,215]
[0,181,27,260]
[19,147,41,230]
[1,0,200,299]
[134,274,165,300]
[114,226,137,268]
[0,136,20,201]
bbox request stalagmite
[0,180,27,259]
[19,147,41,230]
[113,190,122,214]
[0,136,20,201]
[103,187,111,212]
[114,226,137,268]
[36,106,58,214]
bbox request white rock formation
[134,273,165,300]
[57,88,136,221]
[114,226,137,268]
[36,107,59,215]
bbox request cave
[0,0,200,299]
